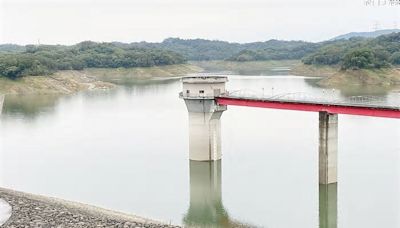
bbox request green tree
[390,52,400,65]
[342,49,374,69]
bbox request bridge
[180,76,399,227]
[217,92,400,119]
[179,76,400,183]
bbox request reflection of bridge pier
[319,183,337,228]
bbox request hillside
[302,32,400,69]
[227,40,319,61]
[0,38,322,79]
[0,44,26,53]
[331,29,400,40]
[126,38,318,61]
[0,41,186,79]
[2,32,400,82]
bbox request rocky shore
[0,188,179,228]
[0,64,202,95]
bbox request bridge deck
[216,96,400,119]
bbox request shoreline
[0,64,203,95]
[1,61,400,96]
[0,187,178,228]
[290,64,400,87]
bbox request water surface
[1,75,399,227]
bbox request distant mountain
[0,44,25,53]
[128,38,318,61]
[331,29,400,41]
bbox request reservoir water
[0,74,399,227]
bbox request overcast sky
[1,0,399,45]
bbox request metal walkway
[216,92,400,119]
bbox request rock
[0,188,178,228]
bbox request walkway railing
[220,90,400,110]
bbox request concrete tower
[180,76,228,161]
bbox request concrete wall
[188,111,223,161]
[182,76,227,98]
[182,82,226,98]
[181,76,227,161]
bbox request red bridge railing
[215,91,400,119]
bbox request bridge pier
[180,76,228,161]
[319,112,338,184]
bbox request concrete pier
[319,184,337,228]
[319,112,338,184]
[180,76,228,161]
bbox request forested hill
[0,41,186,79]
[0,38,323,79]
[129,38,243,60]
[2,32,400,79]
[226,40,319,61]
[330,29,400,41]
[0,44,26,53]
[127,38,319,61]
[302,32,400,69]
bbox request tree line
[0,41,185,79]
[302,33,400,69]
[1,32,399,79]
[127,38,319,61]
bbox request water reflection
[184,161,339,228]
[1,75,398,227]
[305,78,400,97]
[1,94,60,119]
[320,184,337,228]
[0,95,4,114]
[184,161,248,228]
[184,161,227,227]
[0,78,180,120]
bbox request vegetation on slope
[131,38,319,61]
[226,40,319,61]
[1,32,400,82]
[0,41,186,79]
[131,38,243,60]
[302,33,400,70]
[330,29,400,40]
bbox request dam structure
[179,76,400,185]
[179,75,400,228]
[179,76,228,161]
